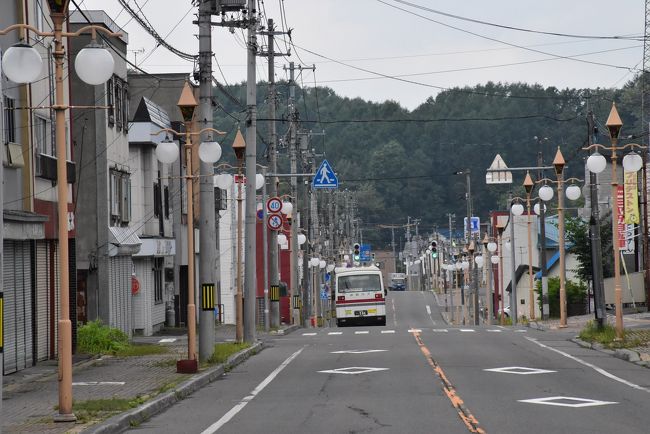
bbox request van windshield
[337,274,381,293]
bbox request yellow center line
[413,332,486,434]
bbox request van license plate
[355,310,368,316]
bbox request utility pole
[509,192,518,325]
[287,62,299,325]
[588,111,606,328]
[197,0,216,363]
[244,0,258,343]
[643,0,650,311]
[537,151,550,319]
[448,213,455,324]
[259,18,288,329]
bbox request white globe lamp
[319,260,326,269]
[623,151,643,172]
[586,152,607,174]
[255,174,265,190]
[198,141,222,163]
[155,140,179,164]
[297,234,307,245]
[511,203,524,216]
[343,254,350,261]
[277,234,287,245]
[538,185,554,202]
[487,242,497,253]
[490,255,499,264]
[1,43,42,84]
[475,255,484,267]
[281,201,293,215]
[310,257,320,267]
[565,185,581,201]
[74,43,115,85]
[533,203,546,215]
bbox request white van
[334,266,386,326]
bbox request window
[34,0,44,32]
[153,258,163,304]
[122,83,129,133]
[3,96,15,144]
[115,78,123,131]
[34,115,52,156]
[153,182,161,218]
[337,275,382,293]
[107,77,114,127]
[110,169,131,225]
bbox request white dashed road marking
[302,333,317,336]
[355,331,369,335]
[381,330,395,334]
[328,332,342,335]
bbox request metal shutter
[35,241,49,361]
[2,241,33,374]
[4,241,17,373]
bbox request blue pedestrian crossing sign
[313,159,338,189]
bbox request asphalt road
[130,291,650,434]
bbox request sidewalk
[2,324,299,434]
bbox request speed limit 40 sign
[266,197,283,214]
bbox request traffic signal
[353,243,361,261]
[431,241,438,258]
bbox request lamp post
[154,82,225,370]
[496,223,506,325]
[584,102,645,339]
[538,153,583,327]
[1,2,120,419]
[484,233,497,325]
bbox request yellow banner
[624,171,639,224]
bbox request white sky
[75,0,645,110]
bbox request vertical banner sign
[624,171,639,224]
[616,186,626,248]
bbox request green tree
[535,276,587,318]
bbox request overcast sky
[75,0,645,110]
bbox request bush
[535,276,587,318]
[77,320,129,355]
[207,342,250,365]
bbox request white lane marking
[514,329,527,333]
[391,298,398,327]
[484,366,556,375]
[73,381,125,386]
[355,331,369,335]
[158,338,177,343]
[328,332,342,335]
[460,329,475,332]
[200,346,305,433]
[526,337,650,393]
[318,366,389,375]
[302,333,317,336]
[518,396,617,408]
[381,330,395,334]
[408,329,422,333]
[496,325,506,329]
[486,329,502,333]
[331,350,388,354]
[432,329,449,333]
[426,305,432,315]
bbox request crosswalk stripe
[460,329,476,332]
[355,331,369,334]
[328,332,342,335]
[381,330,395,334]
[302,333,317,336]
[432,329,449,332]
[408,329,422,333]
[486,329,502,333]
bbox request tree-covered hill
[212,77,642,248]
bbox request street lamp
[584,102,645,339]
[1,2,120,420]
[538,147,582,327]
[483,233,497,325]
[154,82,225,371]
[510,172,537,320]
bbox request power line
[387,0,643,41]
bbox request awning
[108,226,142,256]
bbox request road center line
[525,337,650,393]
[200,346,306,433]
[426,305,431,315]
[413,333,486,434]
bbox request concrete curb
[269,324,301,336]
[81,341,266,434]
[570,337,650,369]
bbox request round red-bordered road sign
[266,197,283,214]
[267,213,283,231]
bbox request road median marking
[413,332,486,434]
